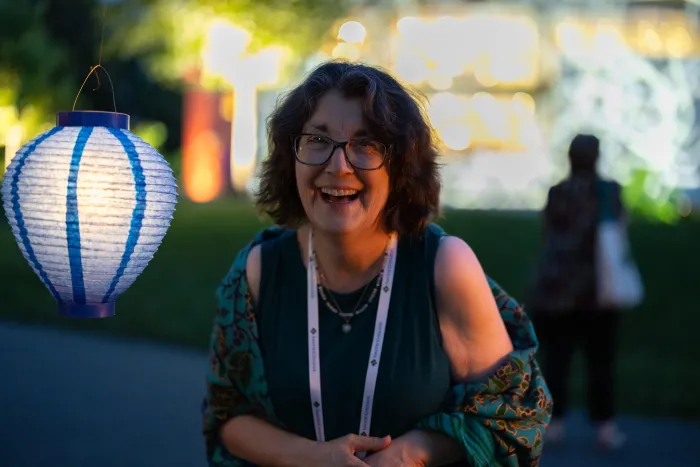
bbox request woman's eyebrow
[306,123,328,134]
[352,129,371,138]
[304,123,372,139]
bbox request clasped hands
[310,430,432,467]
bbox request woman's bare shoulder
[246,244,262,306]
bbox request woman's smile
[317,186,361,204]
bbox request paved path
[0,321,698,466]
[0,322,208,467]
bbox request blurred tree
[104,0,357,86]
[0,0,184,165]
[0,0,77,162]
[41,0,183,152]
[0,0,359,167]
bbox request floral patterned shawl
[202,227,552,466]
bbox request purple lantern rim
[56,111,130,130]
[58,302,116,319]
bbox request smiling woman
[293,90,392,241]
[258,62,441,238]
[201,61,551,467]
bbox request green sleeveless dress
[256,225,452,441]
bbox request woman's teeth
[319,187,360,203]
[320,188,358,197]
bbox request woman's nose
[326,146,353,174]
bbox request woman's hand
[363,430,463,467]
[363,431,429,467]
[306,434,392,466]
[363,441,426,466]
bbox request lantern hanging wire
[73,3,117,113]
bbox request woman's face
[295,90,390,235]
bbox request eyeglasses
[293,133,389,171]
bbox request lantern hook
[72,64,117,113]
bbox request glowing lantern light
[1,111,178,318]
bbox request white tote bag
[596,190,644,308]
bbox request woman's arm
[203,240,304,466]
[366,236,515,466]
[434,236,514,381]
[222,416,390,467]
[219,415,316,467]
[246,245,262,306]
[421,235,513,464]
[213,245,317,465]
[413,234,550,466]
[215,247,304,465]
[208,245,315,466]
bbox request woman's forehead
[303,90,369,138]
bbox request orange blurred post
[181,90,232,203]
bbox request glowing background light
[338,21,367,44]
[427,90,540,154]
[199,19,289,195]
[548,14,700,220]
[4,125,22,171]
[182,91,230,203]
[172,4,700,218]
[332,43,361,61]
[392,12,540,89]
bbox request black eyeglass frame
[291,133,391,171]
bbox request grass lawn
[1,198,697,421]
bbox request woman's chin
[311,218,361,235]
[310,203,365,235]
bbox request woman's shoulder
[424,224,513,310]
[218,227,292,293]
[244,227,297,305]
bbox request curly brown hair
[255,60,441,236]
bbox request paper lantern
[1,111,178,318]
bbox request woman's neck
[301,224,391,293]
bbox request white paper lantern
[1,111,178,318]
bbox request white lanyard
[307,229,398,450]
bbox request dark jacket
[528,174,623,313]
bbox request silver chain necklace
[311,244,389,333]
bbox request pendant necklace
[311,234,391,333]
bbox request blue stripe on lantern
[102,128,146,303]
[10,126,64,302]
[66,126,94,304]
